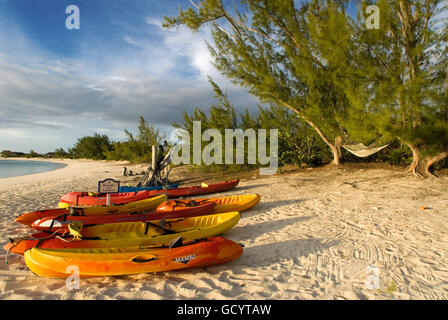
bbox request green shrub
[104,116,167,163]
[69,133,111,160]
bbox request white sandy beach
[0,159,447,300]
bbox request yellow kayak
[8,212,241,255]
[56,195,167,215]
[156,193,261,214]
[77,211,240,246]
[197,193,261,213]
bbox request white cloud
[123,36,145,48]
[0,128,32,140]
[0,53,220,128]
[163,26,217,79]
[145,17,163,28]
[144,15,225,81]
[0,13,259,153]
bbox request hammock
[342,142,389,158]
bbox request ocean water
[0,159,66,179]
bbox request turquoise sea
[0,159,66,179]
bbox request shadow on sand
[239,237,341,268]
[178,183,272,200]
[227,216,314,239]
[233,184,271,192]
[241,198,310,218]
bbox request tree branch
[189,0,200,10]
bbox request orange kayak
[157,194,261,214]
[30,201,216,232]
[30,194,260,232]
[24,237,243,278]
[60,190,151,206]
[147,180,239,199]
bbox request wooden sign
[98,179,120,206]
[98,178,120,194]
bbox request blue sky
[0,0,258,153]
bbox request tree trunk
[405,142,424,177]
[330,145,341,166]
[275,99,342,166]
[424,152,448,177]
[335,136,343,159]
[302,119,341,166]
[405,142,447,178]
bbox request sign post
[98,179,120,206]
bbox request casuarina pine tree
[354,0,448,177]
[164,0,447,175]
[164,0,365,166]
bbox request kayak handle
[131,254,158,263]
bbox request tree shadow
[242,198,311,218]
[170,170,257,185]
[178,184,271,200]
[236,238,341,268]
[232,184,270,192]
[226,216,314,239]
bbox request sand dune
[0,160,447,299]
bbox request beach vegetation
[104,116,168,163]
[164,0,360,166]
[52,148,70,158]
[68,133,112,160]
[8,1,446,175]
[26,150,40,158]
[354,0,448,177]
[0,150,27,158]
[163,0,448,177]
[172,79,330,169]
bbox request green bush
[69,133,111,160]
[104,116,167,163]
[276,124,331,167]
[376,143,413,166]
[53,148,70,158]
[173,81,331,169]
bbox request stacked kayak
[25,237,243,278]
[5,212,241,255]
[59,190,151,206]
[4,178,260,278]
[16,195,168,226]
[30,201,216,232]
[119,184,178,192]
[157,194,261,214]
[58,180,239,206]
[146,179,240,199]
[19,194,260,232]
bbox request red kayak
[59,190,150,206]
[30,201,216,232]
[147,179,239,199]
[16,208,68,226]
